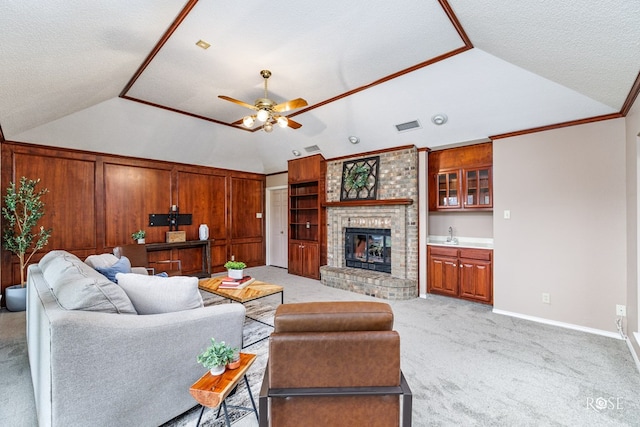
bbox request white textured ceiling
[0,0,638,173]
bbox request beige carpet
[3,266,640,426]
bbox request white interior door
[268,188,288,268]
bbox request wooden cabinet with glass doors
[429,143,493,211]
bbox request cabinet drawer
[428,246,459,257]
[459,248,492,261]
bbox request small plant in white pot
[224,260,246,280]
[131,229,146,244]
[2,177,52,311]
[196,338,236,376]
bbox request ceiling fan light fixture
[257,109,269,122]
[277,116,288,128]
[219,70,307,132]
[243,115,255,127]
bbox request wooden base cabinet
[289,242,319,279]
[427,246,459,297]
[427,246,493,304]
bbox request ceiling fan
[218,70,307,132]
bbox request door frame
[266,185,288,267]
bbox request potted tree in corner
[2,177,52,311]
[224,260,246,280]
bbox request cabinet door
[463,167,492,209]
[428,254,459,296]
[459,258,492,304]
[288,242,303,276]
[301,242,320,279]
[436,170,460,209]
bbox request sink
[428,238,458,246]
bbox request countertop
[427,235,494,250]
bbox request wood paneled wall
[1,141,265,296]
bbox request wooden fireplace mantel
[322,198,413,208]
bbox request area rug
[161,292,275,427]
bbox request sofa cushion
[94,256,132,283]
[115,273,204,314]
[39,251,137,314]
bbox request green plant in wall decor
[2,177,52,287]
[340,156,380,201]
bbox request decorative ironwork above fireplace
[340,156,380,201]
[344,227,391,273]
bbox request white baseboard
[492,308,622,340]
[630,333,640,373]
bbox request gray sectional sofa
[27,250,246,426]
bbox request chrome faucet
[447,226,457,244]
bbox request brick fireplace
[320,147,419,300]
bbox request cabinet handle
[453,264,457,267]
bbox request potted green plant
[224,260,246,279]
[131,229,146,244]
[196,338,237,376]
[2,177,52,311]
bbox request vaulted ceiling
[1,1,639,173]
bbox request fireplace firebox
[344,228,391,273]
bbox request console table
[145,239,212,278]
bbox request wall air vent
[304,145,321,153]
[395,120,421,132]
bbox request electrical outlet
[542,293,550,304]
[616,304,626,317]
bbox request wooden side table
[189,353,258,426]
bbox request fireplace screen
[344,228,391,273]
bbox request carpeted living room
[2,266,640,426]
[2,1,640,426]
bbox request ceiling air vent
[395,120,421,132]
[304,145,321,153]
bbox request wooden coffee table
[198,277,284,305]
[199,277,284,347]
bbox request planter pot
[209,365,226,376]
[227,354,241,370]
[137,238,145,244]
[228,269,243,280]
[6,284,27,312]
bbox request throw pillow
[41,251,137,314]
[115,273,204,314]
[95,256,132,283]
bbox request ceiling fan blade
[231,118,245,126]
[286,118,303,129]
[273,98,308,113]
[218,95,257,111]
